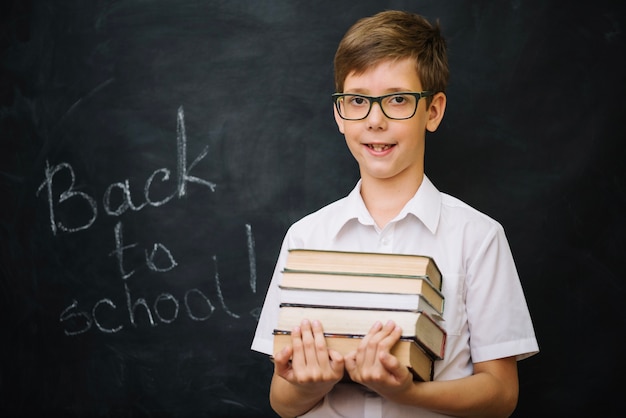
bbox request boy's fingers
[378,350,401,371]
[289,325,306,368]
[299,319,316,363]
[359,321,382,348]
[299,318,312,338]
[311,320,330,366]
[379,322,403,350]
[379,351,412,384]
[274,345,294,379]
[359,321,384,366]
[328,348,344,364]
[343,350,360,381]
[328,349,346,375]
[381,320,398,337]
[274,344,293,365]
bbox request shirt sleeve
[465,223,539,362]
[251,236,290,356]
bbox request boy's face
[334,58,445,185]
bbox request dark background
[1,1,624,417]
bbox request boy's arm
[269,319,345,418]
[345,321,519,418]
[403,357,519,418]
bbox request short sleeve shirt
[251,176,539,418]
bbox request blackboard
[1,1,624,416]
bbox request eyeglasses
[332,91,435,121]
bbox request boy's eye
[349,96,369,106]
[388,95,409,105]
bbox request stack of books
[273,249,446,382]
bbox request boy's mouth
[367,144,394,152]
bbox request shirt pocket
[440,273,465,336]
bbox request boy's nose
[366,102,387,129]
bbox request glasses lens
[336,95,370,120]
[381,94,418,119]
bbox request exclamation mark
[246,224,257,293]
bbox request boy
[251,10,538,418]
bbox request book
[280,269,445,316]
[276,305,446,360]
[285,249,442,291]
[279,286,443,319]
[273,331,434,382]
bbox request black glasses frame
[332,91,435,120]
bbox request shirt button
[381,238,389,246]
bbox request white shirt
[251,176,539,417]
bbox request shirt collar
[401,175,441,234]
[327,175,442,238]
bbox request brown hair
[334,10,449,102]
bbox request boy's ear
[426,92,446,133]
[333,105,345,134]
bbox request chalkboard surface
[1,1,625,417]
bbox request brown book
[285,249,442,291]
[273,332,434,382]
[280,269,444,316]
[277,305,446,360]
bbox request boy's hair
[334,10,449,102]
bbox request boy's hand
[273,319,345,396]
[344,320,414,399]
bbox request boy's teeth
[369,144,391,151]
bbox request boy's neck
[360,172,424,229]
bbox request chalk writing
[246,223,257,293]
[212,255,240,319]
[176,106,216,196]
[109,221,178,280]
[38,106,260,336]
[59,281,220,335]
[36,161,98,234]
[36,106,216,235]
